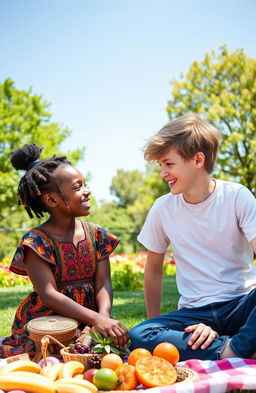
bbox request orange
[115,364,138,390]
[153,342,180,365]
[100,353,123,370]
[135,356,177,387]
[127,348,152,366]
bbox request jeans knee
[130,324,144,350]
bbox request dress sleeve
[10,229,56,276]
[95,226,120,262]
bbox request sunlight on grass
[0,276,179,337]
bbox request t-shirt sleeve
[95,226,120,262]
[235,186,256,242]
[10,230,56,276]
[137,200,170,253]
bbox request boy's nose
[160,168,168,179]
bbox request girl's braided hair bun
[11,143,43,171]
[10,143,71,218]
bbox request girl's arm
[24,247,129,347]
[144,250,165,318]
[94,257,129,348]
[95,257,112,318]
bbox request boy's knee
[129,325,143,350]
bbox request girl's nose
[83,185,91,195]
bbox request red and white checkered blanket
[1,356,256,392]
[150,358,256,393]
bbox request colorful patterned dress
[0,221,119,358]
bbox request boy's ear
[194,152,205,168]
[43,193,59,208]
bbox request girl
[0,143,129,358]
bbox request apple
[84,368,98,382]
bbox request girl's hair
[144,112,220,173]
[11,143,72,218]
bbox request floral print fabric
[0,221,119,358]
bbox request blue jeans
[130,288,256,360]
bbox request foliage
[110,169,145,208]
[0,251,176,288]
[0,78,84,220]
[127,165,169,229]
[89,330,130,355]
[108,166,169,241]
[167,46,256,194]
[0,256,31,287]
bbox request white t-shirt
[138,180,256,309]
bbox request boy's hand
[185,323,219,350]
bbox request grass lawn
[0,275,179,337]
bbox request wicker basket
[41,334,105,370]
[27,315,78,359]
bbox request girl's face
[52,164,91,217]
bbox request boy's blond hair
[144,112,220,173]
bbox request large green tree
[0,78,84,220]
[110,166,169,231]
[167,46,256,195]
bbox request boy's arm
[144,250,165,319]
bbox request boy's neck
[182,177,216,204]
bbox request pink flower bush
[0,252,177,288]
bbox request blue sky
[1,0,256,201]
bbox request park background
[0,0,256,335]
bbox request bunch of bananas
[0,359,99,393]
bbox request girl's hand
[184,323,219,350]
[93,314,130,348]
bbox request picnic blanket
[1,355,256,392]
[155,358,256,393]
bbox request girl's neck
[42,216,77,237]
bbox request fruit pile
[0,342,181,392]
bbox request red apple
[84,368,98,382]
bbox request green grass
[0,275,179,337]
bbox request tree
[110,169,145,208]
[0,78,84,219]
[110,166,169,231]
[167,46,256,195]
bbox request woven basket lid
[27,315,78,334]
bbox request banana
[55,383,92,393]
[74,373,84,379]
[41,362,63,381]
[58,360,84,378]
[0,359,41,375]
[0,371,55,393]
[55,378,98,393]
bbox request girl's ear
[43,193,59,208]
[194,152,205,168]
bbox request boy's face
[158,147,199,196]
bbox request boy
[130,113,256,360]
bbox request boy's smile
[158,147,214,203]
[158,147,197,195]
